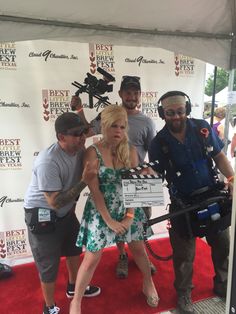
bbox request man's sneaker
[177,295,195,314]
[43,304,60,314]
[150,261,157,275]
[116,253,128,278]
[66,282,101,298]
[84,285,101,297]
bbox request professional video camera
[72,67,115,110]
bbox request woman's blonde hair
[214,107,226,119]
[101,105,130,167]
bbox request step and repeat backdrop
[0,40,205,265]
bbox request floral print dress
[76,144,152,252]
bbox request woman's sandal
[143,291,160,307]
[146,294,160,307]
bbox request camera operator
[71,75,157,279]
[149,91,234,314]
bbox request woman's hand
[226,181,234,198]
[120,216,133,231]
[140,165,156,176]
[106,218,127,235]
[70,95,83,111]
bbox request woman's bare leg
[128,240,159,306]
[69,249,102,314]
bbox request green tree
[205,68,228,96]
[205,68,236,96]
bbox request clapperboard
[121,161,164,208]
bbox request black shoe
[43,304,60,314]
[213,282,227,298]
[0,263,13,279]
[84,285,101,297]
[66,282,75,298]
[66,282,101,299]
[177,295,195,314]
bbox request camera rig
[72,67,115,111]
[143,185,231,261]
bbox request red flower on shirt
[200,128,209,138]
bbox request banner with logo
[0,40,206,265]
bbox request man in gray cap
[24,112,100,314]
[71,75,157,279]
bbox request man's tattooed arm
[44,181,87,210]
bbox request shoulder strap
[91,144,104,165]
[190,118,219,183]
[155,133,179,185]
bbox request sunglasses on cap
[122,75,140,81]
[64,128,89,137]
[164,108,186,117]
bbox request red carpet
[0,238,215,314]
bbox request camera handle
[146,195,227,228]
[72,81,111,110]
[143,194,228,262]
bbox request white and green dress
[76,145,152,252]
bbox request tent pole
[226,68,236,314]
[210,66,217,127]
[223,70,235,155]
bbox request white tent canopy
[214,87,229,105]
[204,87,229,105]
[0,0,235,70]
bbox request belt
[24,207,71,220]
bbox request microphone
[97,67,115,82]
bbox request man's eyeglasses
[164,108,186,117]
[65,128,89,137]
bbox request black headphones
[157,91,191,119]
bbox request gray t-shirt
[91,111,156,163]
[24,142,84,217]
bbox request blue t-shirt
[148,119,224,197]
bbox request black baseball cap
[55,112,86,135]
[120,76,141,91]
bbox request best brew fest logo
[141,92,159,119]
[0,229,28,259]
[89,43,115,75]
[174,54,195,76]
[42,89,71,122]
[0,42,16,70]
[0,138,22,169]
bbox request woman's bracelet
[126,212,134,219]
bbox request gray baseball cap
[55,112,87,135]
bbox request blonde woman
[213,107,226,140]
[70,105,159,314]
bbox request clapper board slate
[121,161,164,208]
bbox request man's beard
[123,101,137,110]
[166,119,186,133]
